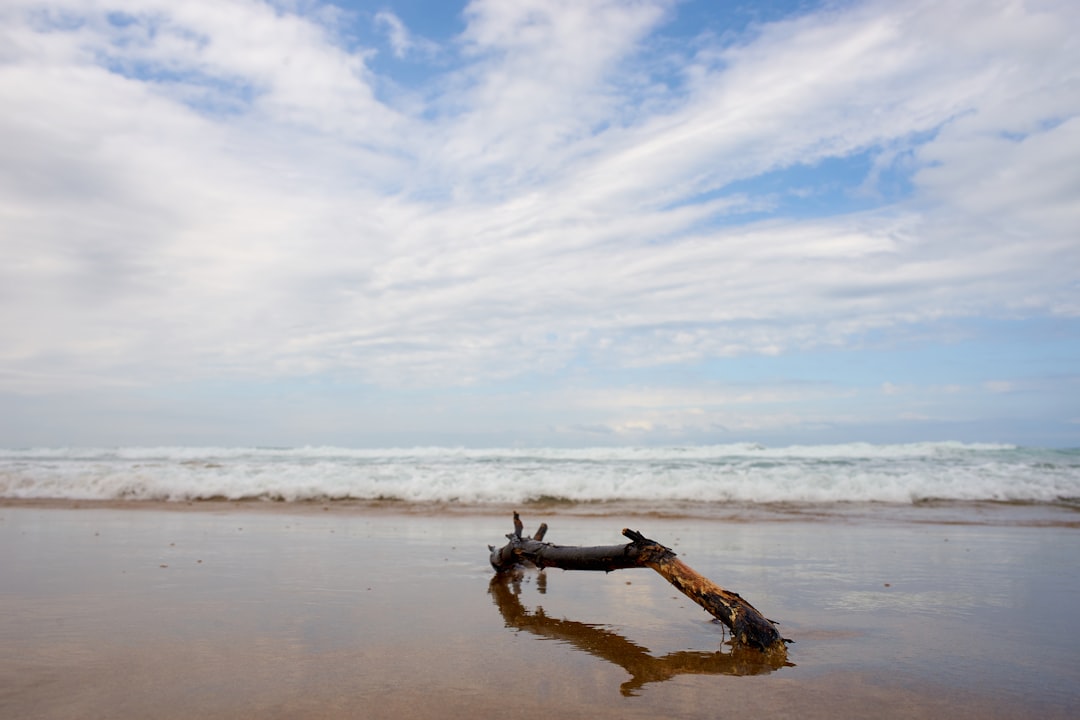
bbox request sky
[1,0,1078,449]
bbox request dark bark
[488,513,790,657]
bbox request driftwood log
[489,513,790,657]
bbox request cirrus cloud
[1,0,1078,446]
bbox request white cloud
[374,10,439,60]
[882,382,903,396]
[375,11,413,58]
[1,0,1078,415]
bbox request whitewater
[2,442,1078,508]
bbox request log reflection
[489,572,789,696]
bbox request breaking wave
[2,442,1078,506]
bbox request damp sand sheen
[2,443,1078,718]
[2,494,1078,719]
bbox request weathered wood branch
[488,513,790,657]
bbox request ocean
[3,443,1078,521]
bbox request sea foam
[1,443,1077,506]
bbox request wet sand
[2,502,1078,719]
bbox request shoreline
[3,503,1078,718]
[3,495,1079,527]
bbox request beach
[2,499,1078,719]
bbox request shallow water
[1,505,1078,719]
